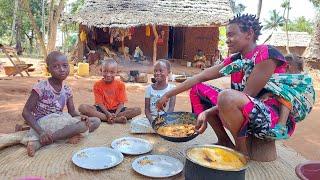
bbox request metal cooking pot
[152,112,199,142]
[184,145,249,180]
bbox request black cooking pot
[152,112,199,143]
[185,145,249,180]
[130,70,139,77]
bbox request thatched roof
[265,31,311,47]
[66,0,233,28]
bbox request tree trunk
[10,0,19,46]
[15,0,23,55]
[257,0,263,19]
[47,0,66,52]
[152,25,158,65]
[303,15,320,61]
[285,0,290,54]
[22,0,47,58]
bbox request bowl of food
[175,75,187,83]
[152,112,198,142]
[185,145,249,180]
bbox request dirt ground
[0,57,319,160]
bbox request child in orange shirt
[79,58,141,123]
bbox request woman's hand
[195,111,208,134]
[156,95,169,110]
[195,107,219,134]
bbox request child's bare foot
[84,120,94,132]
[15,124,30,132]
[27,141,41,157]
[67,134,83,144]
[114,116,127,124]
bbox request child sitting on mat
[145,59,176,124]
[79,58,141,124]
[21,51,101,157]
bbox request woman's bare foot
[67,134,83,144]
[114,116,127,124]
[27,141,42,157]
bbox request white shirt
[145,83,175,116]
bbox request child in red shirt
[79,58,141,123]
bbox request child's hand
[39,130,53,145]
[80,115,89,121]
[156,96,169,110]
[106,113,114,124]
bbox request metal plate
[111,137,153,155]
[132,155,183,178]
[72,147,124,170]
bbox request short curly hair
[229,14,263,41]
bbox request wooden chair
[247,135,277,162]
[0,44,32,77]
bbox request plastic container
[77,62,89,77]
[295,161,320,180]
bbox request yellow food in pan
[157,124,195,137]
[187,148,245,170]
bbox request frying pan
[152,112,199,142]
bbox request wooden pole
[152,25,159,65]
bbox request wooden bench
[247,135,277,162]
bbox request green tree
[304,0,320,61]
[283,17,314,34]
[281,0,291,53]
[230,0,246,15]
[263,10,285,43]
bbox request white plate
[111,137,153,155]
[72,147,124,170]
[132,155,183,178]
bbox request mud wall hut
[265,31,311,56]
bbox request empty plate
[72,147,123,170]
[111,137,152,155]
[132,155,183,178]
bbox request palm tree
[304,0,320,61]
[230,0,246,15]
[263,10,285,43]
[257,0,263,19]
[281,0,291,54]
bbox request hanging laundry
[146,25,151,37]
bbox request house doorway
[168,27,184,59]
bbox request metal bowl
[185,145,249,180]
[152,112,199,142]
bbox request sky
[237,0,317,22]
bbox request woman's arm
[243,59,277,97]
[157,63,225,109]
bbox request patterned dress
[189,45,293,139]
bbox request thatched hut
[66,0,233,64]
[265,31,311,56]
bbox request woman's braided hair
[229,14,263,41]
